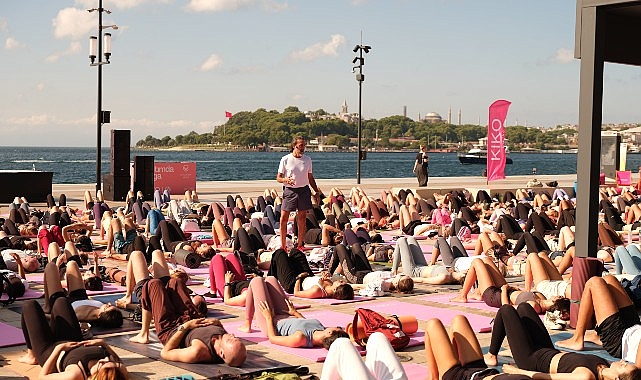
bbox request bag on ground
[350,308,410,350]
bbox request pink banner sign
[487,100,511,182]
[154,162,196,195]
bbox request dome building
[423,112,443,123]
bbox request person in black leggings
[496,214,524,240]
[327,243,373,284]
[425,314,531,380]
[18,298,127,379]
[512,231,550,255]
[484,303,640,380]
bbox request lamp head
[363,45,371,53]
[353,45,359,53]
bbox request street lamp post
[88,0,117,195]
[352,43,371,184]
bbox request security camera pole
[352,42,371,184]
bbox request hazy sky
[2,0,640,147]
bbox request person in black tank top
[486,303,641,380]
[424,314,530,380]
[18,298,127,379]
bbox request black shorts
[282,186,312,212]
[68,288,89,303]
[442,360,498,380]
[595,305,640,358]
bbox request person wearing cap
[276,136,323,250]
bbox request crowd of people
[5,137,641,379]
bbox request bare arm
[259,301,307,348]
[308,173,320,194]
[160,319,216,363]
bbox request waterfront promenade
[1,174,581,379]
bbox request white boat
[458,137,513,165]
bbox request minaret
[448,106,452,124]
[403,106,407,117]
[458,108,462,125]
[341,99,348,115]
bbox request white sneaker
[544,311,564,330]
[203,278,210,289]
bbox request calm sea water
[1,146,638,184]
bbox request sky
[1,0,640,147]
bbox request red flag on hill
[225,111,232,118]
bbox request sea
[1,146,639,184]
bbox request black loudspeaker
[103,174,130,202]
[111,129,131,176]
[134,155,155,200]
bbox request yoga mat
[104,333,293,377]
[91,293,235,319]
[225,310,424,362]
[421,292,499,312]
[91,292,138,306]
[0,322,26,347]
[402,363,430,379]
[91,317,143,335]
[86,282,127,295]
[289,294,375,305]
[1,287,43,302]
[354,300,494,332]
[551,332,619,362]
[180,265,210,275]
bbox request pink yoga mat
[226,310,422,362]
[420,292,499,313]
[289,294,375,305]
[180,265,210,275]
[1,287,43,302]
[353,300,493,332]
[0,322,26,347]
[403,363,430,379]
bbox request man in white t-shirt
[276,136,322,250]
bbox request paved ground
[0,175,580,379]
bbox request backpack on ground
[350,308,410,350]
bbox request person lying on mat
[449,255,569,318]
[43,257,123,328]
[425,315,531,380]
[139,249,246,366]
[556,274,641,365]
[239,276,349,348]
[17,299,128,380]
[393,236,465,285]
[0,250,29,298]
[268,248,354,300]
[115,250,247,368]
[485,303,641,380]
[147,219,216,261]
[321,332,408,380]
[104,214,147,261]
[0,248,39,273]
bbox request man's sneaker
[544,311,564,330]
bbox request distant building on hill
[423,112,443,123]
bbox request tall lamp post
[352,43,371,184]
[88,0,117,194]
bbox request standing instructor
[277,136,322,250]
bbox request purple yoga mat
[402,363,430,379]
[353,300,493,332]
[0,322,26,347]
[1,287,43,302]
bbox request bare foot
[18,350,37,365]
[483,352,497,367]
[237,321,252,333]
[555,336,584,351]
[129,332,149,344]
[584,330,602,346]
[116,296,131,308]
[450,295,468,303]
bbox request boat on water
[458,137,513,165]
